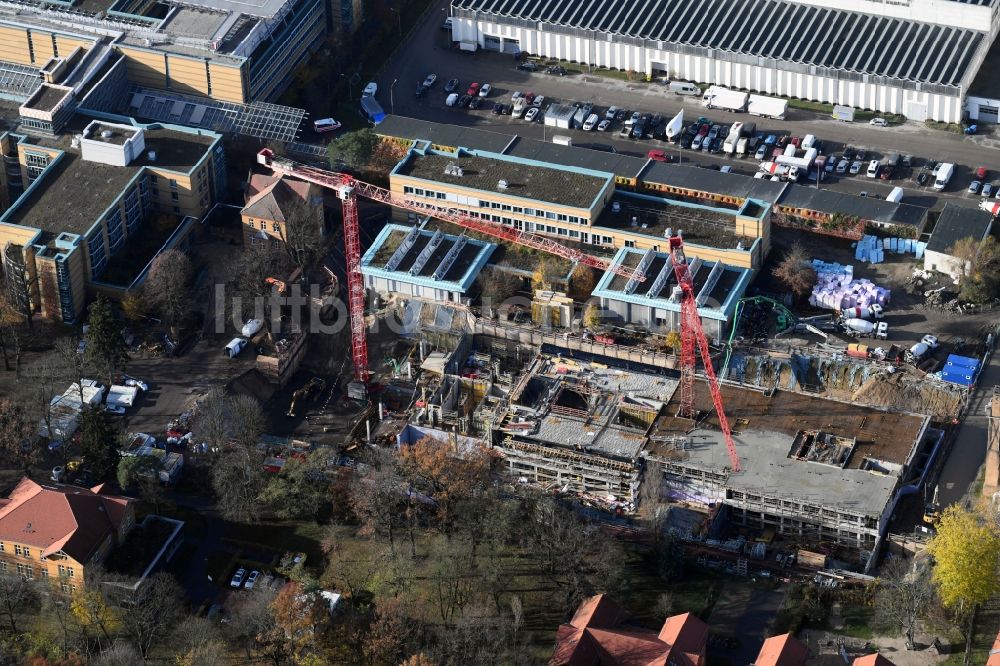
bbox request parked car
[415,83,428,97]
[629,111,641,126]
[230,568,247,588]
[313,118,341,133]
[976,166,988,181]
[969,180,982,195]
[423,74,437,88]
[444,78,458,93]
[720,165,732,173]
[708,125,720,140]
[916,171,929,186]
[362,82,377,97]
[764,134,777,145]
[647,149,669,162]
[849,161,863,175]
[478,83,492,97]
[855,149,867,161]
[582,113,599,131]
[825,157,836,173]
[870,117,887,126]
[755,145,768,160]
[880,165,894,181]
[466,82,480,96]
[469,96,482,109]
[836,159,849,174]
[446,93,459,107]
[616,109,628,122]
[517,61,538,72]
[524,92,536,105]
[983,182,994,198]
[605,106,619,120]
[843,146,855,160]
[106,404,125,416]
[441,17,453,30]
[692,134,704,150]
[680,135,693,149]
[546,65,566,75]
[244,570,261,590]
[866,159,880,178]
[597,119,610,131]
[459,94,473,107]
[524,107,539,122]
[491,102,504,114]
[511,91,523,101]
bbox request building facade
[241,174,322,249]
[450,0,1000,122]
[0,478,135,592]
[0,119,225,323]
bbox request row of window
[246,219,282,233]
[0,542,31,557]
[402,185,588,224]
[248,234,283,249]
[0,560,75,580]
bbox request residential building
[361,223,497,305]
[550,593,708,666]
[923,203,994,279]
[0,0,326,105]
[752,633,808,666]
[450,0,1000,123]
[241,173,322,249]
[853,655,896,666]
[0,478,135,591]
[0,118,225,323]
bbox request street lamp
[390,78,398,115]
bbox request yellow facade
[242,214,287,247]
[208,61,247,104]
[119,46,169,91]
[29,30,55,64]
[166,54,210,97]
[0,26,33,66]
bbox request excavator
[286,377,327,417]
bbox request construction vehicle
[287,377,327,417]
[906,334,939,363]
[667,229,742,473]
[923,485,941,525]
[841,304,884,320]
[845,343,871,359]
[265,277,288,295]
[842,318,888,339]
[256,148,641,401]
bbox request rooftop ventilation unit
[443,163,463,177]
[100,130,113,139]
[497,179,508,190]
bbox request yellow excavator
[287,377,327,417]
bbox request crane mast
[667,232,742,473]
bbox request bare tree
[52,336,92,407]
[876,557,935,650]
[193,386,229,451]
[638,465,665,544]
[170,616,229,666]
[211,445,267,523]
[0,399,37,476]
[772,242,817,299]
[0,291,25,373]
[276,195,327,275]
[222,584,278,661]
[143,249,193,335]
[350,450,405,553]
[0,571,39,633]
[92,643,142,666]
[107,572,184,662]
[476,263,520,316]
[2,241,34,329]
[567,265,598,302]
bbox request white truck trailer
[746,94,787,119]
[702,86,748,112]
[934,163,954,191]
[723,122,743,154]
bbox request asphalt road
[937,351,999,508]
[373,4,1000,212]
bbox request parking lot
[369,2,1000,213]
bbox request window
[67,567,74,578]
[170,192,179,201]
[23,548,29,558]
[0,562,5,572]
[247,220,254,229]
[169,179,178,189]
[272,223,280,233]
[59,582,74,594]
[57,565,65,576]
[40,569,48,579]
[173,206,180,214]
[150,174,158,184]
[403,186,414,194]
[16,564,32,579]
[0,541,4,552]
[14,545,21,556]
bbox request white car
[230,568,246,588]
[312,118,341,133]
[605,106,619,120]
[582,113,599,131]
[362,82,377,97]
[244,570,261,590]
[106,404,125,416]
[597,119,610,131]
[422,74,437,88]
[524,107,539,122]
[869,117,887,127]
[122,375,149,392]
[445,93,459,107]
[241,318,263,337]
[754,145,768,160]
[532,95,545,108]
[753,172,766,179]
[511,91,523,101]
[478,83,492,97]
[629,111,641,126]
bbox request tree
[0,571,39,633]
[78,407,121,482]
[108,572,184,662]
[258,447,333,520]
[567,265,598,302]
[0,399,37,475]
[0,291,25,372]
[638,465,665,542]
[229,394,264,450]
[397,437,492,533]
[193,387,230,452]
[84,296,128,386]
[772,242,816,299]
[475,263,520,315]
[264,581,324,663]
[71,586,120,651]
[950,236,1000,304]
[277,195,327,275]
[170,617,228,666]
[143,250,193,334]
[328,128,380,169]
[350,451,405,553]
[662,329,681,352]
[92,643,142,666]
[875,557,934,650]
[583,303,601,329]
[927,505,1000,617]
[531,258,560,292]
[120,291,148,323]
[211,445,267,523]
[362,597,411,666]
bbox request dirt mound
[851,371,964,419]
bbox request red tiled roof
[0,478,132,563]
[754,633,808,666]
[242,175,314,223]
[853,654,896,666]
[986,628,1000,666]
[550,594,707,666]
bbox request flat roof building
[361,223,497,305]
[0,117,225,323]
[592,246,752,340]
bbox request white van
[225,337,248,358]
[552,135,573,146]
[668,81,700,95]
[801,134,815,150]
[885,187,904,203]
[866,160,880,178]
[312,118,341,133]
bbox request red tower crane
[256,149,642,388]
[667,232,741,473]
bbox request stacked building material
[855,235,927,264]
[808,260,891,310]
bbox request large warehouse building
[450,0,1000,123]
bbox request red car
[976,166,988,181]
[524,91,535,104]
[697,123,710,136]
[879,166,894,181]
[790,136,801,147]
[466,82,480,96]
[647,149,670,162]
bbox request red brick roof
[754,633,809,666]
[853,654,896,666]
[0,478,131,563]
[986,628,1000,666]
[242,174,314,223]
[550,594,708,666]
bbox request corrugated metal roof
[453,0,984,85]
[778,188,928,228]
[642,163,787,203]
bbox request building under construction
[475,348,937,564]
